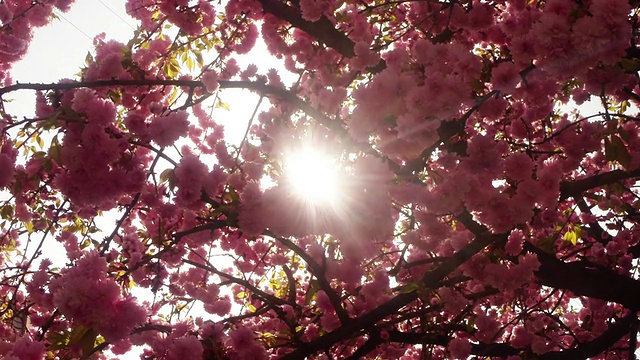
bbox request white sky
[4,6,282,357]
[11,1,136,83]
[6,0,288,146]
[5,0,135,120]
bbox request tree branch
[279,210,496,359]
[258,0,355,58]
[257,0,386,72]
[0,79,346,134]
[525,242,640,310]
[538,313,634,360]
[560,169,640,201]
[271,234,350,324]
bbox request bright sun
[285,149,341,203]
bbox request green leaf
[69,325,90,346]
[48,330,71,350]
[36,135,44,149]
[563,230,577,245]
[216,100,230,111]
[49,137,60,162]
[194,51,204,67]
[605,135,631,170]
[397,282,421,294]
[620,58,640,73]
[305,279,320,306]
[536,236,556,254]
[611,135,631,170]
[1,205,13,220]
[85,51,94,65]
[619,127,631,142]
[159,168,174,184]
[185,56,194,71]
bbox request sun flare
[285,149,341,203]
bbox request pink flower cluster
[50,89,146,210]
[149,110,190,147]
[0,139,17,189]
[126,0,216,35]
[49,252,147,342]
[0,0,75,84]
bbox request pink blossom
[4,336,45,360]
[511,325,533,348]
[0,34,27,55]
[202,70,219,92]
[204,298,232,316]
[228,327,267,360]
[27,4,54,27]
[0,4,13,25]
[0,154,14,189]
[448,337,471,359]
[238,181,266,236]
[352,41,380,70]
[492,62,520,93]
[174,152,207,206]
[166,336,203,360]
[474,310,500,342]
[49,252,147,342]
[467,1,495,30]
[505,230,525,256]
[149,110,190,146]
[55,0,75,11]
[124,111,149,135]
[504,152,534,181]
[299,0,327,22]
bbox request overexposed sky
[7,0,287,146]
[12,1,136,83]
[6,0,135,117]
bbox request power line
[53,10,92,41]
[98,0,137,30]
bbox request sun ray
[284,148,340,204]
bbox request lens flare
[285,149,340,203]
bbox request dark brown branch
[258,0,355,58]
[525,242,640,310]
[279,211,496,359]
[538,313,634,360]
[344,333,383,360]
[401,90,499,175]
[257,0,386,72]
[630,312,638,360]
[173,220,228,242]
[183,258,289,306]
[0,79,347,135]
[560,169,640,201]
[272,234,350,324]
[360,313,633,359]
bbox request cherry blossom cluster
[0,0,639,359]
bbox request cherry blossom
[0,0,639,358]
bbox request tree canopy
[1,0,640,358]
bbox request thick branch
[538,313,634,360]
[273,234,350,324]
[280,212,496,359]
[560,169,640,200]
[258,0,355,58]
[0,79,345,133]
[257,0,386,72]
[525,243,640,310]
[183,258,289,306]
[362,313,633,359]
